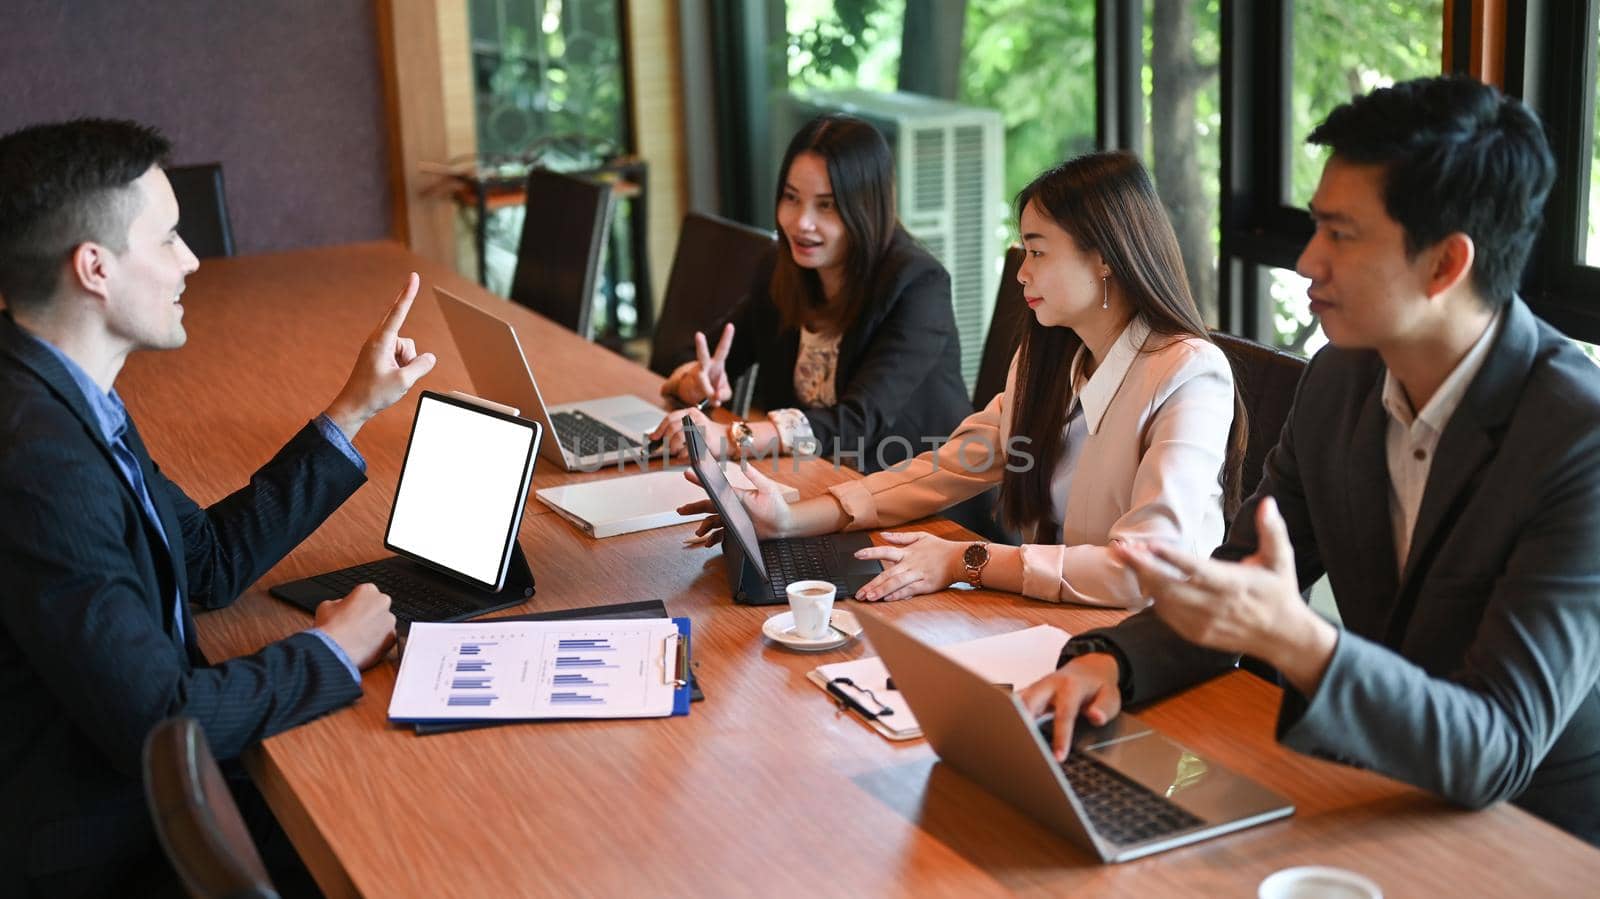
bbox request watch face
[963,543,989,568]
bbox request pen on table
[883,677,1012,692]
[646,397,711,454]
[825,679,892,720]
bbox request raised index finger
[380,272,422,339]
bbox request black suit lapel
[1387,300,1535,643]
[121,419,193,653]
[0,315,119,461]
[1345,375,1400,635]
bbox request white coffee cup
[785,580,837,640]
[1258,866,1382,899]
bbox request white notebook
[537,464,799,538]
[807,624,1071,741]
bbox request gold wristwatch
[963,541,990,588]
[729,420,756,457]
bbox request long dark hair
[998,151,1247,533]
[769,114,898,334]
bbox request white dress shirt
[1382,308,1503,571]
[826,315,1236,607]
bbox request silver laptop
[857,611,1294,863]
[435,286,666,471]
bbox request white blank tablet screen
[386,396,535,586]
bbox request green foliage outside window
[783,1,1450,356]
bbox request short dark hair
[1307,75,1554,308]
[0,119,171,310]
[769,113,899,334]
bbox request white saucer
[762,609,862,651]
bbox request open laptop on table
[683,422,881,605]
[857,611,1294,863]
[270,390,540,627]
[435,286,664,470]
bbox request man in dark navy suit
[0,119,436,896]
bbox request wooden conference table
[119,242,1600,896]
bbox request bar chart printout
[389,620,683,721]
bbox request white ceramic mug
[785,580,837,640]
[1258,866,1382,899]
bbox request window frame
[705,0,1600,347]
[1514,0,1600,343]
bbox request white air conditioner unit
[780,90,1005,391]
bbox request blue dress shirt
[24,330,364,684]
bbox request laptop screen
[683,424,767,581]
[385,391,542,591]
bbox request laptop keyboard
[760,537,849,601]
[312,562,489,625]
[550,410,642,458]
[1059,751,1205,845]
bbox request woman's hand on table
[851,531,965,602]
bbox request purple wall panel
[1,0,393,254]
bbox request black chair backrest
[509,168,616,338]
[1209,332,1308,498]
[142,717,278,899]
[647,211,777,377]
[165,163,236,258]
[972,245,1028,411]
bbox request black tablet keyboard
[760,537,849,602]
[312,561,487,625]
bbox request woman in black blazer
[651,114,969,473]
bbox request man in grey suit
[1021,75,1600,845]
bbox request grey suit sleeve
[1080,349,1327,704]
[1277,444,1600,808]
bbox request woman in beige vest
[685,151,1245,608]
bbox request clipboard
[413,599,701,734]
[392,607,694,729]
[807,624,1070,741]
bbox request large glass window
[1262,0,1442,353]
[1287,1,1443,209]
[787,0,904,92]
[780,0,1095,388]
[1143,0,1221,324]
[470,0,625,158]
[468,0,643,342]
[959,1,1097,203]
[1267,266,1325,357]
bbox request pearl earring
[1101,274,1109,310]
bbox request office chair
[648,211,777,377]
[509,168,616,339]
[164,163,237,258]
[142,717,279,899]
[1209,332,1308,498]
[1209,333,1308,687]
[971,246,1028,412]
[939,246,1030,545]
